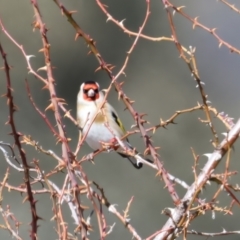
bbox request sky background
[1,0,240,239]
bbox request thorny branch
[0,42,39,240]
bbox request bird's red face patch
[82,82,100,101]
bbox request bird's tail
[117,151,153,169]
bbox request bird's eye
[94,89,99,93]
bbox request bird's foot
[101,138,119,153]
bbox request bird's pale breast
[78,105,117,150]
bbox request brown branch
[92,181,142,239]
[220,0,240,14]
[30,1,93,238]
[164,7,219,146]
[0,42,40,240]
[96,0,173,42]
[163,0,240,54]
[25,80,60,138]
[153,118,240,240]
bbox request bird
[77,80,153,169]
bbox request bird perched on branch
[77,81,153,169]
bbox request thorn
[56,136,62,144]
[74,33,81,41]
[163,3,168,9]
[64,110,72,118]
[37,66,47,72]
[177,6,185,11]
[119,19,126,27]
[69,10,78,15]
[28,70,34,75]
[119,81,124,87]
[118,91,123,100]
[32,21,40,30]
[108,204,118,213]
[42,84,49,90]
[144,147,150,155]
[122,71,126,76]
[203,153,212,159]
[22,195,29,203]
[95,66,102,72]
[45,103,55,112]
[106,15,112,22]
[87,50,92,55]
[211,28,217,33]
[101,88,108,94]
[13,104,19,111]
[26,55,35,61]
[193,17,199,29]
[156,169,162,177]
[80,204,89,210]
[139,113,147,118]
[108,65,115,70]
[55,97,66,104]
[152,127,156,134]
[140,119,148,124]
[189,46,196,53]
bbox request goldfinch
[77,81,153,169]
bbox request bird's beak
[87,89,95,97]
